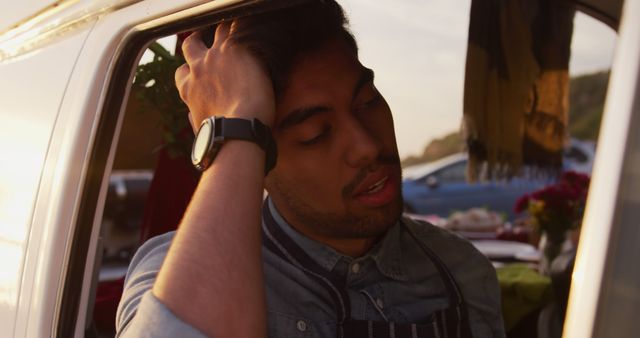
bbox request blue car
[402,140,594,220]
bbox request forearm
[152,140,267,338]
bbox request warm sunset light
[343,0,616,159]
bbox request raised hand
[175,21,276,132]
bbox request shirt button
[351,263,360,274]
[376,298,384,309]
[296,320,307,332]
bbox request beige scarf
[463,0,575,181]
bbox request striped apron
[262,203,474,338]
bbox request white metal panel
[0,25,91,338]
[13,0,245,336]
[0,0,143,63]
[564,0,640,336]
[0,0,60,31]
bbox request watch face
[192,118,213,167]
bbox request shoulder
[116,231,176,333]
[122,231,177,294]
[401,215,494,280]
[401,216,485,263]
[402,216,505,337]
[128,231,176,273]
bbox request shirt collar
[266,198,409,282]
[367,221,409,281]
[267,199,342,271]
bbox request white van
[0,0,638,337]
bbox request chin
[334,196,404,239]
[268,176,404,239]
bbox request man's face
[265,38,403,242]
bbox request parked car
[563,138,596,174]
[101,170,152,263]
[0,0,636,337]
[402,139,595,220]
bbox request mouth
[352,167,399,207]
[363,176,388,194]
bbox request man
[116,1,505,337]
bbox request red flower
[514,194,530,213]
[513,171,591,232]
[560,171,590,190]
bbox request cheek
[364,105,398,146]
[378,102,396,132]
[270,146,348,205]
[274,151,334,187]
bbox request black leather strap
[217,118,261,143]
[211,117,278,174]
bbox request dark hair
[230,0,358,98]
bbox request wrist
[192,116,277,174]
[228,113,274,128]
[227,101,275,127]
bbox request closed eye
[300,126,331,146]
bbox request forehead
[275,39,363,119]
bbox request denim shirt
[116,200,505,337]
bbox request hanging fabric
[463,0,575,181]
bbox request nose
[343,117,381,168]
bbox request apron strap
[402,221,465,306]
[402,220,474,338]
[261,201,351,328]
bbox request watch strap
[200,117,277,174]
[219,117,277,174]
[218,118,264,146]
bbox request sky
[143,1,617,160]
[340,0,617,159]
[10,0,615,161]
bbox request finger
[174,64,191,102]
[212,21,232,49]
[182,31,207,64]
[175,63,189,85]
[231,20,243,35]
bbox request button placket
[359,288,389,322]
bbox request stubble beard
[268,164,404,240]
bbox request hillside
[569,70,609,140]
[402,70,609,166]
[402,132,465,167]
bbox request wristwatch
[191,116,277,174]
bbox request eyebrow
[277,67,376,132]
[277,105,331,132]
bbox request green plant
[132,42,191,159]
